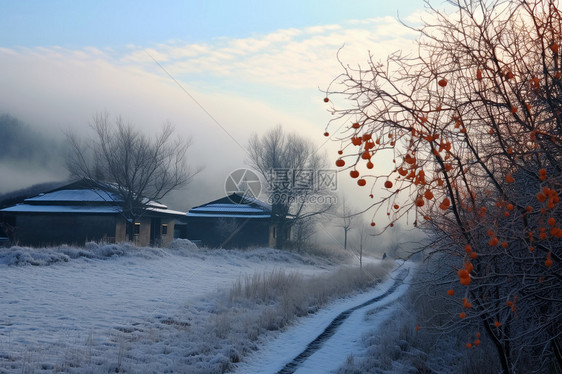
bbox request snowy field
[0,240,408,373]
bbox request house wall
[106,216,176,247]
[185,217,270,248]
[269,225,276,248]
[131,217,151,247]
[6,212,180,248]
[12,214,118,247]
[130,217,176,247]
[115,220,127,243]
[160,218,175,246]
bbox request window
[161,224,168,235]
[134,222,140,235]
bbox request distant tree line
[0,113,62,166]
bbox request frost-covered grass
[105,263,393,373]
[0,239,391,373]
[335,262,501,374]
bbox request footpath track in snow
[277,268,409,374]
[234,263,414,374]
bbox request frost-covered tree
[66,113,197,240]
[323,1,562,372]
[247,125,334,249]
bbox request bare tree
[66,113,197,240]
[324,1,562,372]
[351,218,374,269]
[247,125,334,249]
[335,195,356,250]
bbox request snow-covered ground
[0,241,409,373]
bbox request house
[0,179,186,247]
[185,193,277,248]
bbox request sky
[0,0,426,214]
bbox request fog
[0,14,424,251]
[0,46,337,211]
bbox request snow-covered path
[233,263,414,374]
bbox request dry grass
[229,262,393,316]
[193,261,395,372]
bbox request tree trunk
[552,339,562,372]
[483,320,513,374]
[127,220,135,242]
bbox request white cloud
[116,17,417,91]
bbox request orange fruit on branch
[458,269,469,278]
[476,69,483,80]
[440,198,451,210]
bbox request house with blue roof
[185,193,277,248]
[0,179,185,247]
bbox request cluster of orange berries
[466,332,481,349]
[457,260,473,286]
[506,296,518,313]
[487,229,500,247]
[536,186,559,210]
[464,244,478,259]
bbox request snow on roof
[246,197,271,211]
[186,213,271,219]
[1,204,186,217]
[187,202,271,218]
[1,204,122,214]
[191,204,269,213]
[147,207,187,217]
[25,189,121,203]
